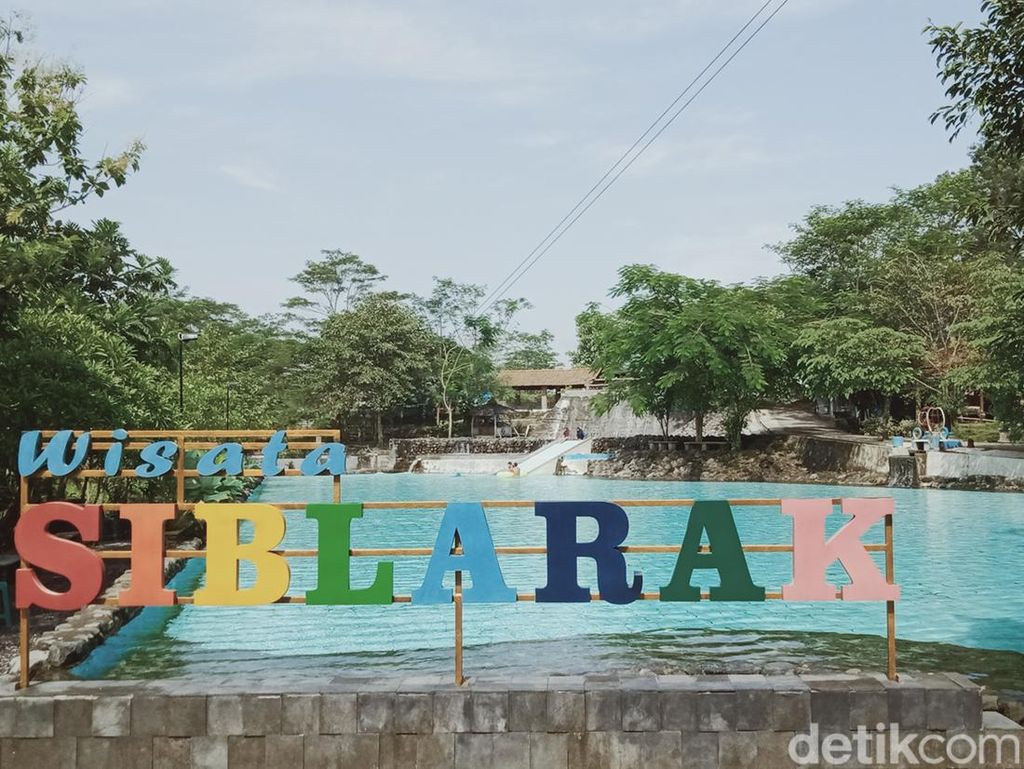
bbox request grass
[952,420,1002,443]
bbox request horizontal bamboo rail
[91,543,888,559]
[95,590,845,607]
[21,497,886,513]
[37,429,339,438]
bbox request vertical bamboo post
[333,429,342,503]
[884,512,897,681]
[452,525,464,685]
[17,475,29,690]
[18,610,28,690]
[454,570,464,686]
[175,433,185,515]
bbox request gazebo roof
[498,367,598,390]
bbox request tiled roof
[497,368,598,389]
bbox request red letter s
[15,502,103,611]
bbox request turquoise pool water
[74,475,1024,687]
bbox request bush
[895,419,919,437]
[862,416,897,439]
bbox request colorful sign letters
[17,430,346,478]
[13,498,900,611]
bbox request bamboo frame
[16,429,898,689]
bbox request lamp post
[177,330,199,412]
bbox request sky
[26,0,981,358]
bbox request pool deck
[0,672,1019,768]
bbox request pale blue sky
[27,1,980,356]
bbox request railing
[17,430,897,689]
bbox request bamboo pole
[95,589,844,606]
[454,571,464,686]
[93,542,886,560]
[885,512,898,681]
[38,429,340,438]
[17,476,29,690]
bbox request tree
[951,273,1024,437]
[305,295,432,445]
[927,3,1024,256]
[0,21,172,518]
[0,20,144,240]
[167,299,303,429]
[595,266,790,446]
[571,302,605,368]
[793,318,926,415]
[927,1,1024,157]
[503,330,558,369]
[774,173,1012,399]
[415,278,493,438]
[283,250,385,322]
[414,278,534,438]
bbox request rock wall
[588,436,887,486]
[548,391,729,440]
[3,672,1012,769]
[791,436,891,476]
[390,438,546,472]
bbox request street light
[177,329,200,412]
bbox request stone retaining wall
[390,437,546,472]
[3,672,1019,768]
[921,450,1024,490]
[587,436,887,486]
[790,436,891,476]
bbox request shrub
[862,416,897,439]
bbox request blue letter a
[412,503,515,604]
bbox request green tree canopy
[927,0,1024,157]
[414,278,496,437]
[570,302,603,368]
[595,265,791,445]
[0,21,174,517]
[167,298,302,429]
[305,294,432,445]
[0,20,143,240]
[283,250,386,322]
[774,172,1012,405]
[502,330,558,370]
[794,318,925,413]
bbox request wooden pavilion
[497,368,601,410]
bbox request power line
[476,0,790,318]
[474,0,775,317]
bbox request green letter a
[660,500,765,601]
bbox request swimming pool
[74,475,1024,689]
